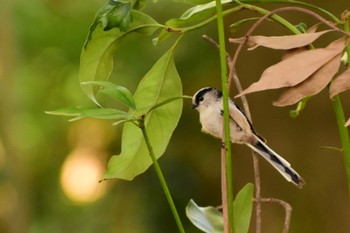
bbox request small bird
[192,87,304,188]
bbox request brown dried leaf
[281,47,308,61]
[235,38,347,98]
[329,68,350,98]
[281,24,325,61]
[229,30,333,50]
[346,118,350,127]
[273,53,342,106]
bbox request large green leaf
[80,10,162,105]
[102,44,183,180]
[233,183,254,233]
[186,200,224,233]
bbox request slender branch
[254,198,292,233]
[139,119,185,233]
[230,59,262,233]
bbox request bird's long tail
[247,137,304,188]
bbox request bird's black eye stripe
[216,90,223,98]
[195,87,213,105]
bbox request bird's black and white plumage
[192,87,304,188]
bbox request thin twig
[230,57,262,233]
[221,149,229,233]
[254,198,292,233]
[203,35,231,65]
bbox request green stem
[237,3,302,35]
[215,1,234,233]
[139,120,185,233]
[344,11,350,64]
[331,95,350,198]
[333,10,350,200]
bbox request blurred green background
[1,0,350,232]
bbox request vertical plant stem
[215,1,234,232]
[139,121,185,233]
[331,95,350,198]
[344,11,350,63]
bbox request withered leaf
[281,47,308,61]
[273,53,342,106]
[229,30,333,50]
[281,24,325,61]
[235,38,347,98]
[346,118,350,127]
[329,68,350,98]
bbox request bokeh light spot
[60,148,107,204]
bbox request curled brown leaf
[229,30,334,50]
[235,38,347,98]
[329,68,350,98]
[273,53,342,106]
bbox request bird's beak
[191,104,198,109]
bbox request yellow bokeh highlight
[60,148,107,204]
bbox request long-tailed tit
[192,87,304,188]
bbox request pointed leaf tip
[329,68,350,99]
[346,118,350,127]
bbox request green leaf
[186,183,254,233]
[102,43,183,180]
[46,106,135,122]
[233,183,254,233]
[89,0,132,38]
[103,0,132,31]
[186,199,224,233]
[180,0,231,20]
[82,81,137,110]
[80,10,162,105]
[155,0,233,44]
[294,22,308,33]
